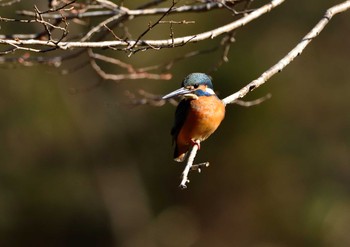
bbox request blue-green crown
[181,73,213,89]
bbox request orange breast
[177,96,225,148]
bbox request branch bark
[179,141,202,189]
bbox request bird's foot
[191,139,201,150]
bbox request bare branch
[89,51,172,81]
[124,90,177,107]
[233,93,272,107]
[88,50,136,73]
[159,20,195,24]
[40,0,77,14]
[0,0,284,50]
[95,0,117,10]
[80,12,125,42]
[209,31,236,73]
[179,143,198,189]
[179,140,207,189]
[0,0,20,7]
[222,0,350,105]
[16,2,222,20]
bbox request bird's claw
[191,139,201,150]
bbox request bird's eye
[194,84,199,88]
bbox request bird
[162,73,225,162]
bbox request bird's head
[162,73,215,100]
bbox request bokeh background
[1,1,350,246]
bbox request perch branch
[179,0,350,189]
[179,140,208,189]
[222,0,350,105]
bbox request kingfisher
[162,73,225,162]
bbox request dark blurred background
[1,1,350,246]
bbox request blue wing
[171,99,190,145]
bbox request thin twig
[125,90,173,107]
[40,0,77,14]
[88,49,136,73]
[209,31,236,73]
[0,0,20,6]
[128,0,177,52]
[80,12,125,42]
[16,2,221,20]
[233,93,272,107]
[89,57,172,81]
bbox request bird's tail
[173,144,187,162]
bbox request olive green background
[1,1,350,246]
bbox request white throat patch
[205,88,215,95]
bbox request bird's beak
[162,87,194,100]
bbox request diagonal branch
[222,0,350,105]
